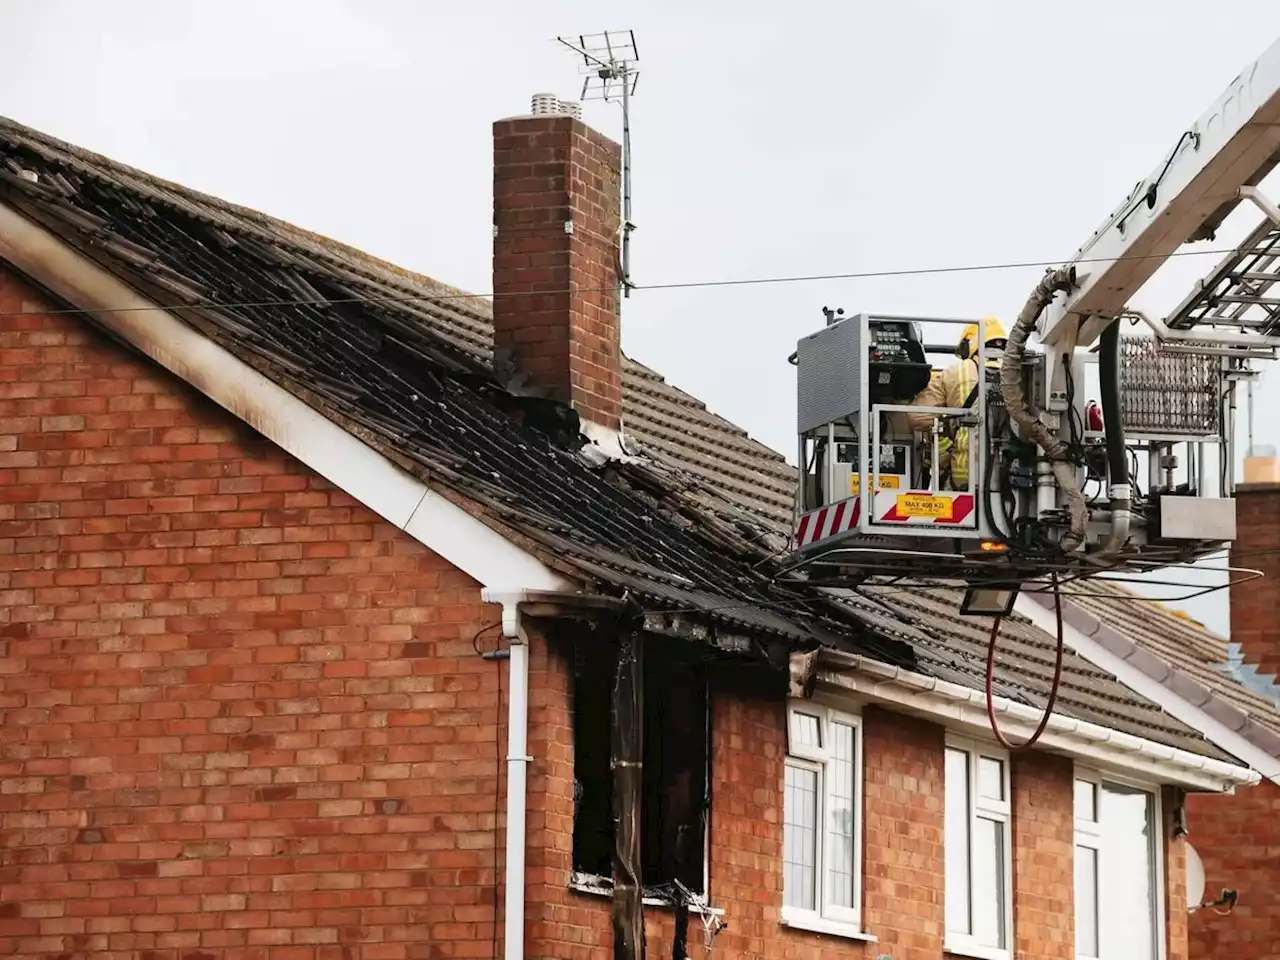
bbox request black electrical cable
[1128,448,1144,500]
[985,575,1065,751]
[470,620,507,960]
[982,422,1013,548]
[1062,360,1089,467]
[1098,322,1130,494]
[0,240,1249,321]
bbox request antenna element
[555,30,640,300]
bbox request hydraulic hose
[999,267,1088,553]
[985,575,1065,751]
[1097,320,1132,556]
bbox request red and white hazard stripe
[794,496,861,548]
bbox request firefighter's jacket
[905,358,995,489]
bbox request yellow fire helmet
[956,316,1008,360]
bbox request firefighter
[906,317,1007,490]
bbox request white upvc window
[781,702,865,937]
[1073,769,1165,960]
[944,735,1013,960]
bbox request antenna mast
[556,30,640,299]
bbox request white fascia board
[813,650,1260,793]
[0,200,572,597]
[1014,594,1280,784]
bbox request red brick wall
[1229,485,1280,678]
[1011,752,1073,959]
[1164,788,1189,960]
[0,274,507,958]
[860,707,946,958]
[1198,483,1280,958]
[1186,783,1280,959]
[524,628,1196,960]
[522,641,952,960]
[491,114,622,430]
[0,267,1197,959]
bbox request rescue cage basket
[786,313,1243,588]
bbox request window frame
[1072,767,1166,960]
[780,700,866,938]
[943,733,1014,960]
[567,634,713,906]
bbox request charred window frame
[570,632,711,899]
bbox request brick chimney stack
[1230,464,1280,680]
[491,97,623,432]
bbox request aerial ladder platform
[784,35,1280,610]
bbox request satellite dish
[1186,842,1206,912]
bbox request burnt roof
[0,114,1241,764]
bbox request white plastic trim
[779,908,878,942]
[1014,594,1280,784]
[0,200,572,597]
[813,649,1260,793]
[482,591,532,960]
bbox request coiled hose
[999,267,1088,553]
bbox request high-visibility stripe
[794,496,861,547]
[830,499,847,535]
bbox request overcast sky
[6,0,1280,633]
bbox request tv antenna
[555,30,640,299]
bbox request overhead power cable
[0,243,1249,320]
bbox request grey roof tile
[1067,584,1280,748]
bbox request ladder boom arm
[1041,36,1280,349]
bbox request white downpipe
[504,639,529,960]
[483,590,533,960]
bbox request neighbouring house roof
[0,114,1245,766]
[1068,584,1280,753]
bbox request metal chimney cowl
[530,92,582,119]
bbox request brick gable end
[0,269,506,958]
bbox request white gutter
[481,590,533,960]
[1015,594,1280,784]
[0,200,571,597]
[815,648,1260,793]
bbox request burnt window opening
[570,632,710,899]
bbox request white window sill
[567,874,725,917]
[780,907,878,942]
[945,941,1010,960]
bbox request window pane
[1100,785,1156,960]
[793,712,821,749]
[944,748,971,935]
[973,817,1006,949]
[827,721,856,909]
[784,764,819,910]
[1075,844,1099,958]
[1075,778,1097,822]
[978,757,1004,801]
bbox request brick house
[0,103,1273,960]
[1059,494,1280,959]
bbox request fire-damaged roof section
[0,115,1237,763]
